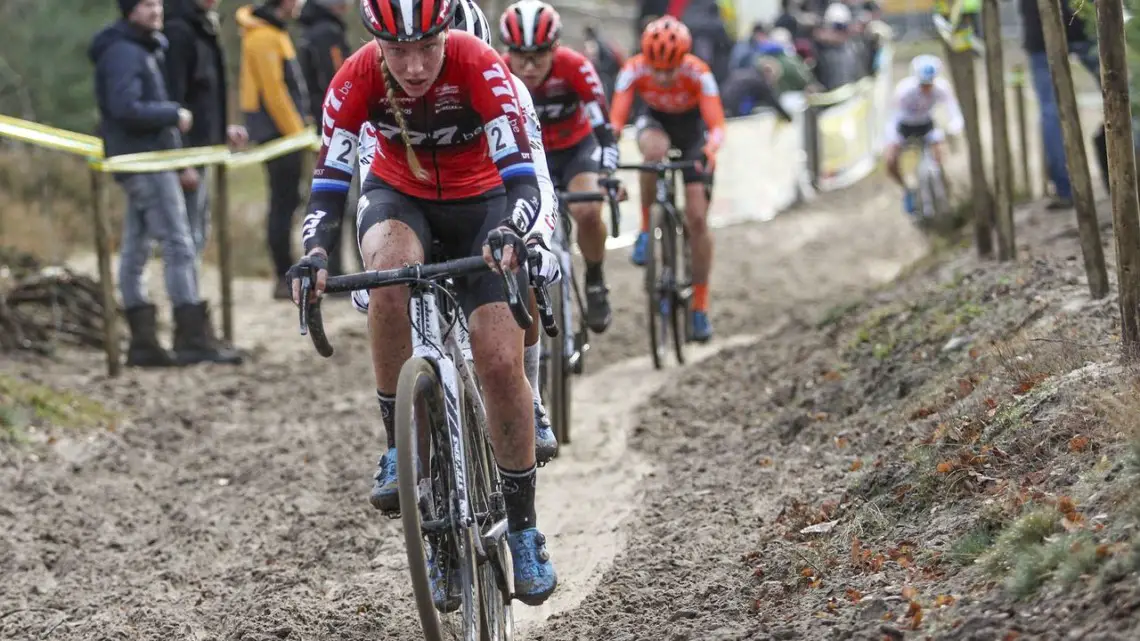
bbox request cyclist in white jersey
[349,0,564,462]
[884,54,964,214]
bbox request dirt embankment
[535,199,1140,641]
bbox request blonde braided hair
[379,54,430,181]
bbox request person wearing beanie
[89,0,243,367]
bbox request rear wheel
[395,357,480,641]
[549,282,572,447]
[645,203,670,370]
[671,211,692,363]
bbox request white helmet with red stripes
[360,0,458,42]
[499,0,562,52]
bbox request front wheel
[395,357,479,641]
[645,203,670,370]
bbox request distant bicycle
[902,135,952,224]
[620,152,697,370]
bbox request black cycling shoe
[585,282,612,334]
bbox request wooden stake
[944,46,993,258]
[1095,0,1140,356]
[89,169,121,377]
[1012,64,1031,200]
[982,0,1015,260]
[1036,0,1108,298]
[213,164,235,342]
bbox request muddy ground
[1,161,931,641]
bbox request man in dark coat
[89,0,241,367]
[163,0,248,257]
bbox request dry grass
[0,148,286,278]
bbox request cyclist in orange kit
[610,15,726,342]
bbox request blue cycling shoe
[630,231,650,266]
[429,546,462,613]
[691,311,713,343]
[508,528,558,606]
[369,449,399,512]
[534,401,558,465]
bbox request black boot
[124,304,177,368]
[172,302,244,366]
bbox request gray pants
[118,171,199,309]
[183,166,209,257]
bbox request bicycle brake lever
[299,275,312,337]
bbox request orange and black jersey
[610,53,726,150]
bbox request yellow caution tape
[0,113,103,156]
[0,112,319,173]
[808,78,874,108]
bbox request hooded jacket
[297,1,350,125]
[88,20,183,161]
[237,3,310,144]
[164,0,229,148]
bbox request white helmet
[911,54,942,85]
[452,0,492,45]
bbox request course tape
[0,113,318,173]
[1,43,891,191]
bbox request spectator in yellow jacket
[237,0,311,299]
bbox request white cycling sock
[524,343,541,405]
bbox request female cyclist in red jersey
[610,15,727,343]
[285,0,557,608]
[500,0,621,335]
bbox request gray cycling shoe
[534,401,558,464]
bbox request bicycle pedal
[382,508,401,520]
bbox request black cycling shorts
[546,135,600,191]
[898,121,934,141]
[634,108,715,188]
[355,175,528,318]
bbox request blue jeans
[118,171,200,308]
[1027,42,1100,200]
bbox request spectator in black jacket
[296,0,356,278]
[89,0,241,367]
[164,0,248,258]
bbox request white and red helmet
[499,0,562,52]
[360,0,458,42]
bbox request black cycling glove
[285,253,329,298]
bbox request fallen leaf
[1057,496,1078,516]
[759,457,773,467]
[810,578,823,589]
[801,520,839,535]
[1061,516,1084,533]
[845,588,863,602]
[850,459,864,472]
[935,594,956,607]
[907,600,923,629]
[1068,435,1090,453]
[801,567,814,577]
[1096,544,1111,559]
[835,436,850,449]
[969,347,980,359]
[823,370,844,381]
[936,461,954,473]
[901,586,918,600]
[910,407,936,420]
[898,557,912,569]
[1003,632,1020,641]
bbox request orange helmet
[640,16,691,70]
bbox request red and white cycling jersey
[302,32,543,254]
[504,46,615,152]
